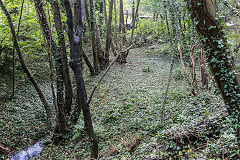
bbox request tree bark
[85,0,104,70]
[50,0,73,115]
[119,0,126,45]
[34,0,68,133]
[189,43,199,96]
[131,0,140,39]
[105,0,114,66]
[82,49,95,75]
[12,0,25,97]
[46,4,57,110]
[88,0,99,72]
[63,0,98,157]
[0,0,52,121]
[103,0,108,28]
[131,0,135,31]
[113,0,119,50]
[185,0,240,148]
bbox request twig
[87,40,142,104]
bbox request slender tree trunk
[131,0,140,39]
[131,0,135,31]
[114,0,119,50]
[126,10,128,26]
[119,0,126,45]
[189,43,198,96]
[82,50,95,75]
[0,0,52,121]
[63,0,98,157]
[186,0,240,149]
[131,0,135,37]
[95,24,105,64]
[12,0,25,97]
[88,0,99,72]
[165,13,170,36]
[85,0,104,70]
[34,0,68,133]
[105,0,114,65]
[46,4,57,110]
[44,37,57,110]
[98,1,104,33]
[103,0,108,28]
[12,48,16,97]
[50,0,73,115]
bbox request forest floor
[1,43,238,159]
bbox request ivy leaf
[208,25,216,30]
[210,57,217,63]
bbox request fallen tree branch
[87,39,142,104]
[161,110,228,158]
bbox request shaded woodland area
[0,0,240,159]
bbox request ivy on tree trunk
[185,0,240,149]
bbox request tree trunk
[34,0,68,133]
[113,0,119,50]
[63,0,98,158]
[105,0,114,66]
[119,0,126,45]
[85,0,105,70]
[44,37,57,110]
[103,0,108,28]
[189,43,199,96]
[46,5,57,110]
[50,0,73,115]
[12,0,25,98]
[0,0,52,121]
[88,0,99,73]
[82,49,95,75]
[131,0,135,31]
[98,0,104,34]
[131,0,140,39]
[185,0,240,148]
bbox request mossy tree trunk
[88,0,100,72]
[103,0,108,28]
[50,0,73,115]
[34,0,68,133]
[185,0,240,148]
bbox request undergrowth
[1,43,238,159]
